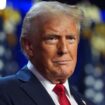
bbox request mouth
[53,60,71,65]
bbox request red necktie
[53,84,71,105]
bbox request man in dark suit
[0,1,95,105]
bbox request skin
[23,14,79,84]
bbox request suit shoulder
[0,66,27,87]
[0,74,18,88]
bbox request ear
[21,38,33,57]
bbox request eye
[67,35,77,44]
[43,35,59,44]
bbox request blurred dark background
[46,0,105,9]
[0,0,105,105]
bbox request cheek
[42,45,57,59]
[73,48,78,58]
[41,48,57,69]
[70,44,78,57]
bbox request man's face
[30,15,79,83]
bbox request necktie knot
[53,84,71,105]
[53,84,65,96]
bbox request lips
[53,60,71,65]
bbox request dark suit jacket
[0,66,95,105]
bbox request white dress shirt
[27,61,78,105]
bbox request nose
[57,38,68,56]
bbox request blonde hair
[21,1,83,39]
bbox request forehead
[31,13,79,40]
[41,15,78,35]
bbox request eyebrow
[42,34,60,38]
[42,33,78,38]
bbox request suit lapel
[16,67,55,105]
[70,86,87,105]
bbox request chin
[51,78,67,84]
[53,73,70,84]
